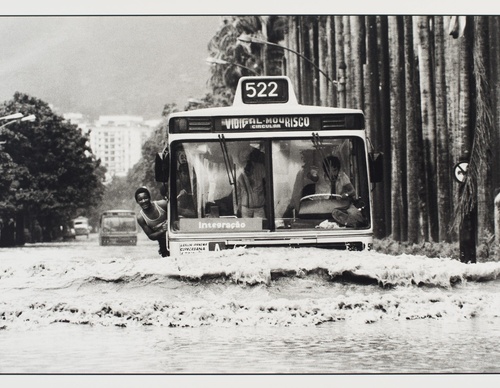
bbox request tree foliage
[0,92,105,240]
[206,16,287,103]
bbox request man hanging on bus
[135,186,169,257]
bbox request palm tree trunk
[366,15,386,238]
[473,16,494,246]
[343,16,352,107]
[318,16,329,106]
[416,15,438,241]
[434,16,452,242]
[376,16,392,238]
[308,18,320,106]
[326,16,336,107]
[299,17,308,105]
[489,18,500,200]
[404,16,420,244]
[458,19,473,159]
[453,16,476,262]
[335,16,346,108]
[452,16,474,223]
[350,16,364,109]
[388,16,407,242]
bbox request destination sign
[216,116,319,131]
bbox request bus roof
[167,104,363,119]
[168,76,363,119]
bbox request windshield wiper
[218,134,239,215]
[218,134,237,187]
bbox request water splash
[2,246,500,329]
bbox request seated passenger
[236,146,266,218]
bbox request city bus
[154,76,382,256]
[98,209,138,246]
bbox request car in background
[62,224,76,240]
[99,210,137,246]
[73,217,90,238]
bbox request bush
[373,236,499,263]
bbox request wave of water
[2,246,500,330]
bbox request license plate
[208,242,226,251]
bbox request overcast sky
[0,15,221,120]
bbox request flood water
[2,233,500,376]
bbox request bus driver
[316,155,365,227]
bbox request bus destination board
[217,116,320,130]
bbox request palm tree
[416,15,438,241]
[470,16,494,247]
[388,16,407,241]
[350,16,365,110]
[366,15,387,238]
[404,16,420,244]
[334,16,346,108]
[434,16,452,242]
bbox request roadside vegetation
[374,232,499,262]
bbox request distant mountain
[0,16,221,120]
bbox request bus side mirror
[154,152,169,183]
[369,152,383,183]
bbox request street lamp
[20,114,36,122]
[0,112,23,121]
[0,114,36,144]
[206,56,260,76]
[237,35,338,87]
[0,114,36,130]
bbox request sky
[0,15,222,120]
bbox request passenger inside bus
[236,146,266,218]
[176,149,197,217]
[288,154,365,227]
[315,155,365,227]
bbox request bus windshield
[170,135,370,232]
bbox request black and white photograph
[1,1,500,384]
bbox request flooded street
[2,233,500,374]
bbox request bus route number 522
[242,78,289,104]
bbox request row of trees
[0,93,106,245]
[205,15,500,250]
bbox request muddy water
[1,235,500,373]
